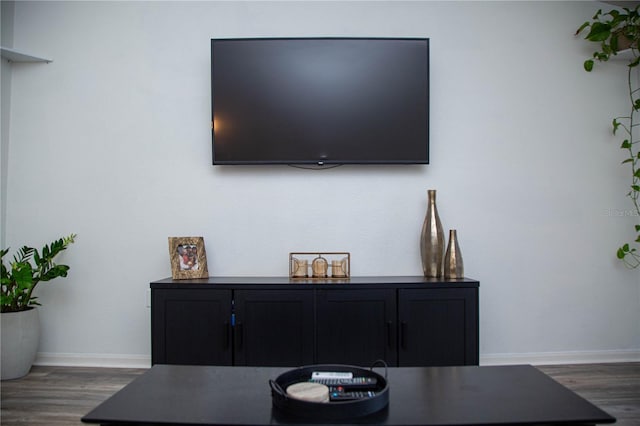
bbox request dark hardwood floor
[1,363,638,425]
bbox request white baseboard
[480,349,640,366]
[33,349,640,369]
[34,352,151,369]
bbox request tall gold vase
[420,189,444,278]
[444,229,464,279]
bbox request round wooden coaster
[286,382,329,403]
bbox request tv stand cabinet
[150,276,479,367]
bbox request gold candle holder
[289,252,350,280]
[291,258,309,278]
[331,258,348,278]
[311,256,328,278]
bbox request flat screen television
[211,38,429,165]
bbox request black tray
[269,362,389,420]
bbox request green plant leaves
[586,22,612,41]
[40,265,69,281]
[13,246,34,264]
[613,119,621,134]
[584,59,594,72]
[593,9,603,20]
[578,5,640,269]
[12,263,33,289]
[576,21,590,36]
[1,234,76,313]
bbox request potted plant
[576,6,640,268]
[1,234,76,380]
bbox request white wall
[4,1,639,367]
[1,0,15,249]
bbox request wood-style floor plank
[538,363,640,426]
[1,366,145,425]
[1,363,638,425]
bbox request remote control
[329,389,376,401]
[311,371,353,380]
[310,376,377,388]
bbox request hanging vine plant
[577,5,640,268]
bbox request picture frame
[168,237,209,280]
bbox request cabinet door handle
[400,321,408,350]
[386,321,393,348]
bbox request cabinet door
[316,289,397,366]
[398,288,478,366]
[152,289,232,366]
[233,290,315,367]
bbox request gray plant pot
[1,308,40,380]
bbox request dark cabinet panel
[152,289,232,366]
[151,277,479,368]
[316,289,397,366]
[398,288,478,366]
[234,290,315,367]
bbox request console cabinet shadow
[150,276,479,367]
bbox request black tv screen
[211,38,429,165]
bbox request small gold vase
[444,229,464,279]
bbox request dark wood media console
[150,276,479,367]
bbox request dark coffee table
[82,364,615,425]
